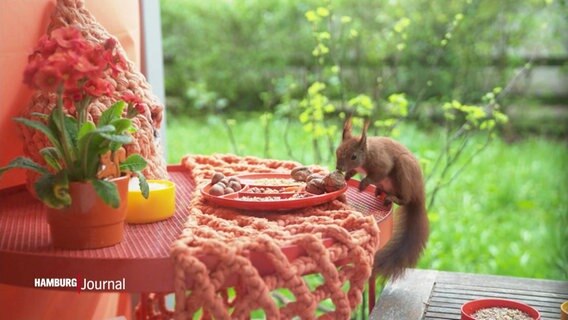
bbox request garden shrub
[160,0,564,117]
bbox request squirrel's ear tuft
[359,118,370,147]
[342,116,353,141]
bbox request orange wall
[0,0,141,189]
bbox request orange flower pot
[46,175,129,249]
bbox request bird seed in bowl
[473,307,533,320]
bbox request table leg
[135,292,174,319]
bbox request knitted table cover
[171,154,381,319]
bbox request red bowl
[461,298,540,320]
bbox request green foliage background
[161,0,566,117]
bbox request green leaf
[134,171,150,199]
[14,117,60,149]
[91,179,120,208]
[93,124,117,133]
[77,124,116,175]
[63,116,79,157]
[110,118,133,133]
[40,147,63,171]
[84,134,113,174]
[99,101,126,126]
[78,121,96,141]
[78,123,124,178]
[100,133,133,145]
[34,172,71,209]
[30,112,49,120]
[109,141,121,152]
[46,109,77,162]
[119,154,147,172]
[0,157,49,176]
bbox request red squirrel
[335,117,429,279]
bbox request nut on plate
[229,181,242,191]
[211,172,225,185]
[306,178,325,195]
[209,184,225,196]
[291,166,312,182]
[306,173,324,183]
[323,171,347,192]
[219,178,230,187]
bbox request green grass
[166,113,568,281]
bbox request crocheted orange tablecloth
[171,154,381,319]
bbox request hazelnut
[217,178,229,188]
[323,171,347,192]
[291,166,312,182]
[306,178,325,195]
[306,173,324,183]
[224,187,235,194]
[228,176,241,183]
[209,184,224,196]
[211,172,225,185]
[229,181,242,191]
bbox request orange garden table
[0,165,393,318]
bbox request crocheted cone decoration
[19,0,168,189]
[172,154,381,319]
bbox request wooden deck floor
[371,269,568,320]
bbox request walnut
[291,166,313,182]
[323,171,347,192]
[306,178,325,195]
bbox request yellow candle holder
[126,179,176,224]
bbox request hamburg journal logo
[34,277,126,292]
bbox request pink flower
[36,35,58,58]
[74,53,103,74]
[64,88,84,103]
[104,50,127,77]
[32,65,62,91]
[122,93,147,117]
[43,52,81,89]
[134,102,147,114]
[121,92,142,105]
[47,52,76,73]
[104,38,117,50]
[63,97,76,112]
[83,78,113,97]
[24,26,127,106]
[50,27,82,49]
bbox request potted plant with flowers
[0,26,150,249]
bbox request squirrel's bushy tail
[373,153,429,280]
[373,201,429,279]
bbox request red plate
[201,173,347,211]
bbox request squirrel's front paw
[358,179,370,192]
[374,185,385,197]
[345,170,357,181]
